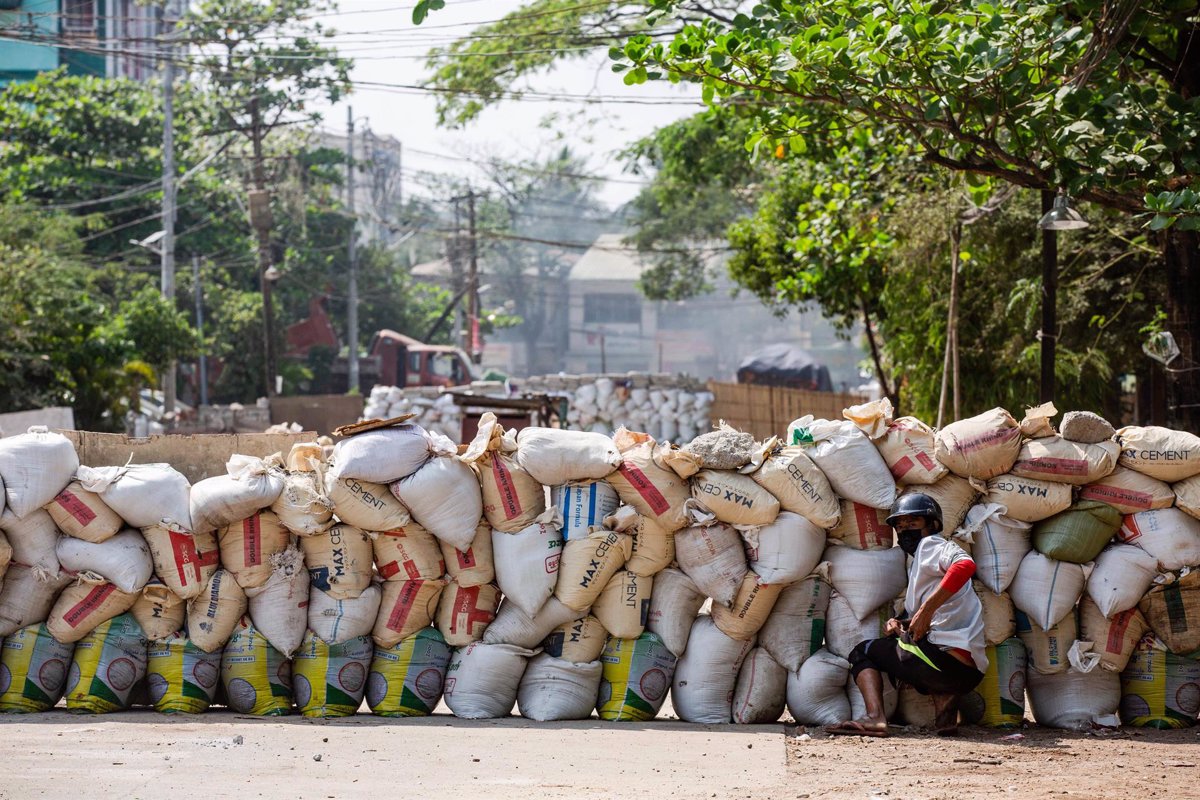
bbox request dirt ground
[1,710,1197,800]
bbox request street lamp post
[1036,189,1090,403]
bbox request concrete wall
[0,406,75,437]
[0,0,59,83]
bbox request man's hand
[884,618,906,637]
[908,605,934,641]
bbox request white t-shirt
[904,535,988,673]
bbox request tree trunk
[859,294,896,408]
[1164,227,1200,431]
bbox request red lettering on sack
[450,586,494,634]
[853,503,889,548]
[954,428,1019,454]
[890,456,914,479]
[54,490,97,527]
[617,462,670,515]
[1106,608,1136,654]
[169,529,203,587]
[64,584,117,628]
[1019,457,1088,476]
[455,547,477,570]
[916,452,937,472]
[491,458,523,521]
[1080,485,1153,510]
[378,561,401,580]
[385,581,423,631]
[243,515,262,566]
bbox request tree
[616,0,1200,423]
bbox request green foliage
[99,286,199,374]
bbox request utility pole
[1040,189,1058,404]
[466,189,480,364]
[193,255,208,406]
[346,107,360,394]
[248,95,276,398]
[160,0,178,417]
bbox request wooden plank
[707,382,869,441]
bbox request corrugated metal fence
[707,382,870,441]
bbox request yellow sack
[64,613,147,714]
[0,623,75,712]
[596,632,677,721]
[292,631,372,717]
[220,617,292,716]
[960,638,1027,728]
[366,628,453,717]
[1119,639,1200,729]
[146,633,221,714]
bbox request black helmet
[886,493,943,532]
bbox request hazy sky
[312,0,704,208]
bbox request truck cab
[370,330,478,388]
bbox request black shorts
[848,636,984,696]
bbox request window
[63,0,96,33]
[583,293,641,325]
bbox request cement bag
[732,647,787,724]
[329,422,432,484]
[271,469,333,537]
[372,578,446,648]
[904,473,978,533]
[1117,508,1200,571]
[787,417,896,508]
[1011,436,1119,485]
[131,581,185,642]
[190,454,285,535]
[671,615,755,723]
[933,408,1023,480]
[681,422,759,469]
[0,565,71,636]
[0,427,79,519]
[960,504,1031,593]
[491,515,563,617]
[877,418,947,486]
[301,523,373,600]
[1081,467,1174,515]
[367,628,451,717]
[1027,666,1120,730]
[0,623,75,712]
[542,614,608,663]
[514,427,621,485]
[441,520,495,587]
[219,511,292,592]
[443,641,535,719]
[646,567,705,657]
[45,481,123,543]
[1079,598,1149,673]
[1174,472,1200,522]
[745,442,840,529]
[826,500,893,550]
[959,638,1027,728]
[555,529,632,612]
[462,414,546,533]
[712,572,783,640]
[390,453,482,552]
[1032,500,1121,564]
[1139,571,1200,655]
[674,517,747,607]
[1016,608,1075,675]
[1116,425,1200,481]
[64,613,146,714]
[1087,545,1160,617]
[484,596,578,649]
[596,632,677,721]
[1009,551,1087,630]
[608,440,692,532]
[324,474,411,532]
[897,684,938,728]
[760,572,831,671]
[1119,639,1200,728]
[825,591,892,659]
[824,546,907,622]
[220,617,292,715]
[593,570,652,639]
[785,648,852,726]
[517,653,602,721]
[553,480,619,541]
[746,512,824,585]
[0,508,61,576]
[56,528,152,593]
[309,583,381,645]
[146,633,221,713]
[691,469,780,527]
[292,631,372,717]
[79,463,191,531]
[606,505,674,577]
[435,581,499,646]
[141,525,218,601]
[372,523,444,581]
[246,547,308,657]
[847,668,898,721]
[984,474,1072,522]
[47,577,138,644]
[974,583,1016,646]
[187,569,247,653]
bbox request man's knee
[847,639,875,674]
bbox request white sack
[515,428,621,485]
[0,427,78,519]
[246,547,308,657]
[759,572,831,671]
[785,648,852,726]
[516,654,602,721]
[671,615,755,724]
[824,592,891,659]
[933,408,1023,480]
[824,546,908,622]
[1026,667,1121,730]
[309,582,381,645]
[646,567,706,658]
[1009,551,1088,631]
[787,417,896,508]
[329,423,432,484]
[0,508,62,576]
[189,454,285,534]
[80,463,192,531]
[1086,544,1160,617]
[55,528,152,594]
[491,515,563,617]
[958,503,1032,594]
[483,596,578,649]
[744,512,825,586]
[673,517,748,608]
[0,564,71,636]
[390,454,483,552]
[1117,508,1200,571]
[443,641,536,719]
[732,647,788,724]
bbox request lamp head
[1038,191,1090,230]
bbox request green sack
[1032,500,1122,564]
